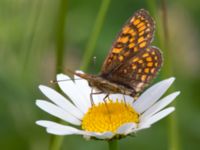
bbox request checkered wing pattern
[101,9,155,76]
[105,46,162,92]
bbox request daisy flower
[36,71,180,140]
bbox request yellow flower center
[82,100,139,133]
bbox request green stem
[160,1,180,149]
[161,0,180,150]
[49,136,64,150]
[108,140,118,150]
[147,1,180,150]
[55,0,68,74]
[49,0,68,150]
[80,0,111,71]
[146,0,163,49]
[167,112,180,150]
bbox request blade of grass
[80,0,111,71]
[160,1,180,150]
[147,0,180,150]
[49,0,68,150]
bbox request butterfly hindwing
[74,9,163,98]
[104,46,163,93]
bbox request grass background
[0,0,200,149]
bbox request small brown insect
[74,9,162,100]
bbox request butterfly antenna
[64,68,76,75]
[50,68,84,84]
[50,78,83,84]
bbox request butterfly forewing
[104,46,162,93]
[101,9,155,76]
[74,9,162,98]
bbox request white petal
[74,70,92,108]
[93,93,106,104]
[37,120,114,139]
[57,74,89,113]
[82,89,105,105]
[98,94,134,105]
[132,124,151,132]
[47,128,71,135]
[39,85,83,119]
[36,120,85,135]
[124,121,151,133]
[141,91,180,121]
[133,77,175,113]
[86,90,107,105]
[124,95,135,104]
[109,94,124,102]
[36,100,81,125]
[89,132,114,139]
[137,118,153,129]
[117,123,136,134]
[105,94,134,104]
[147,107,175,125]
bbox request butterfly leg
[123,94,127,104]
[103,93,109,103]
[122,90,129,108]
[90,88,95,106]
[90,89,104,106]
[101,93,112,121]
[130,90,138,102]
[90,92,111,121]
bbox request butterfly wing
[104,46,163,93]
[101,9,155,76]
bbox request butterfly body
[75,9,162,97]
[74,72,135,96]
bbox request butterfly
[74,9,162,100]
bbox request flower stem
[49,136,64,150]
[80,0,111,71]
[108,140,118,150]
[50,0,68,150]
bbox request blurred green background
[0,0,200,150]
